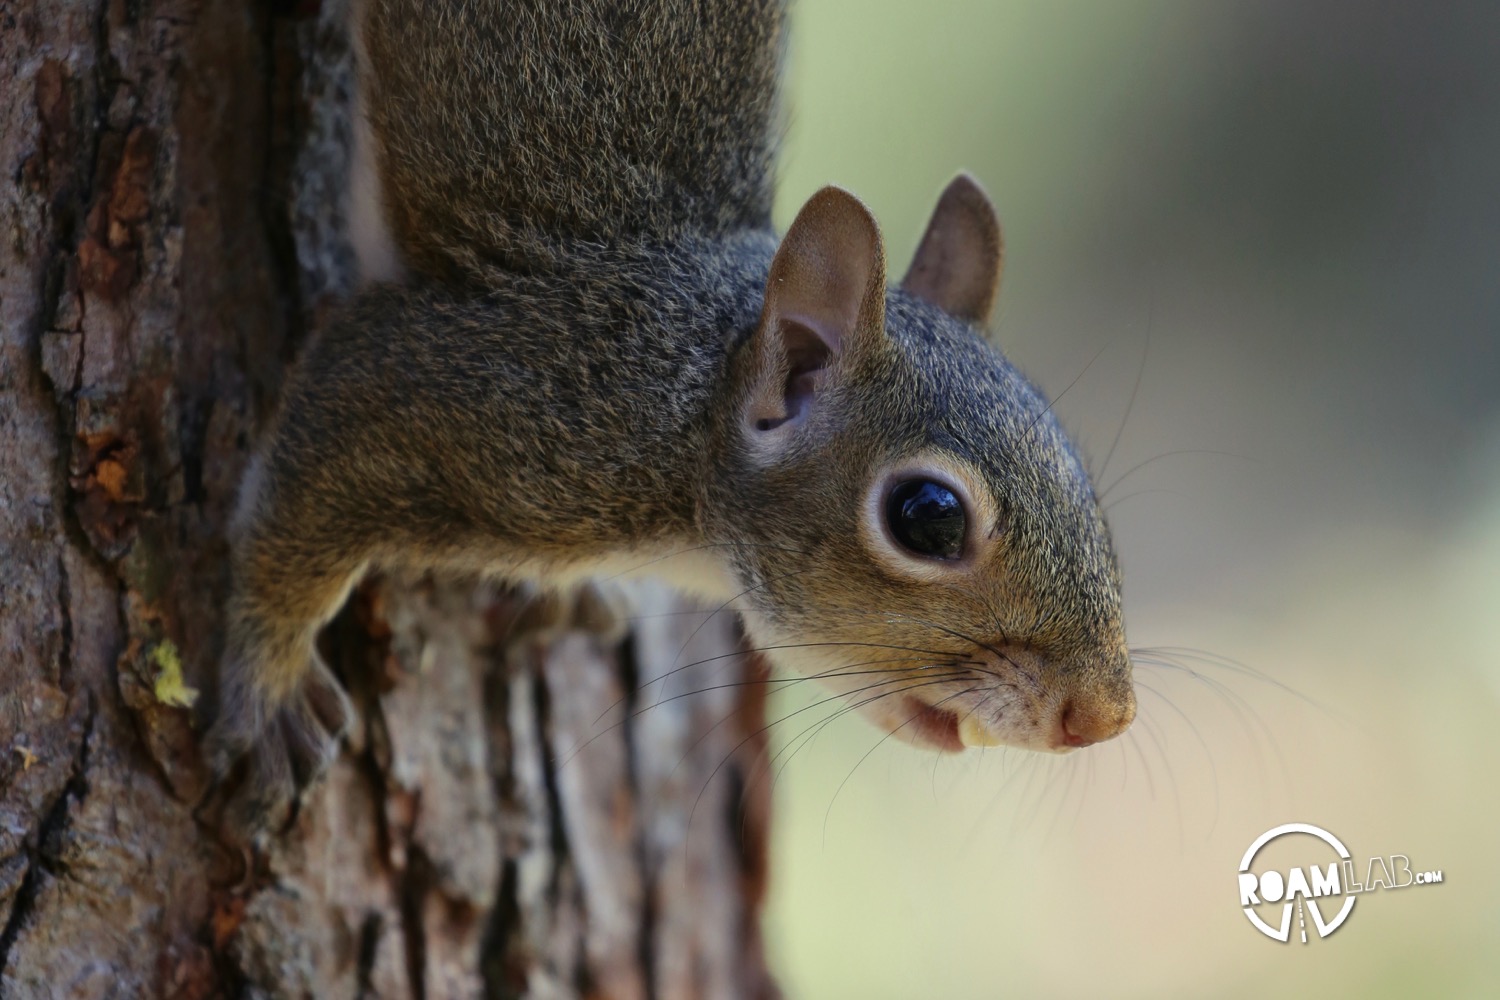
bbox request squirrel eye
[885,480,966,559]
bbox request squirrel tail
[356,0,788,282]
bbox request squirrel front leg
[206,455,367,831]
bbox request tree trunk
[0,2,776,997]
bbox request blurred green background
[762,2,1500,997]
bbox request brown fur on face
[706,271,1134,754]
[207,0,1133,832]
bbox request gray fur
[208,0,1133,831]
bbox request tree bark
[0,2,776,997]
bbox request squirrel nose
[1052,690,1135,749]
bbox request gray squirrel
[206,0,1136,829]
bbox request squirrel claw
[204,654,353,839]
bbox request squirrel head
[707,175,1134,754]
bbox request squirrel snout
[1051,684,1136,750]
[957,644,1136,752]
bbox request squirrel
[205,0,1136,830]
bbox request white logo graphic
[1238,822,1446,943]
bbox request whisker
[961,747,1038,851]
[1097,449,1253,502]
[1131,646,1322,795]
[1124,727,1157,804]
[694,674,974,834]
[840,605,1015,678]
[1042,751,1083,844]
[1103,488,1188,514]
[1132,644,1349,724]
[590,637,973,728]
[661,563,815,702]
[762,669,979,787]
[558,656,958,769]
[821,686,982,846]
[1130,702,1184,850]
[1023,339,1112,443]
[1132,654,1276,790]
[1136,679,1220,836]
[1096,308,1152,486]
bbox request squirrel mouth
[901,696,964,753]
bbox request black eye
[885,480,967,559]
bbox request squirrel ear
[901,172,1004,326]
[745,186,887,438]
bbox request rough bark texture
[0,2,776,997]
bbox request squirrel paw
[505,579,631,658]
[204,653,353,836]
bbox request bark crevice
[0,696,96,1000]
[619,633,659,1000]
